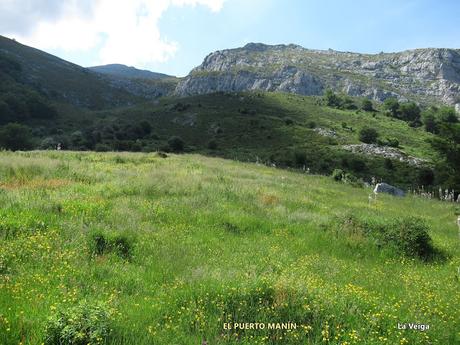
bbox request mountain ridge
[88,63,173,80]
[175,42,460,111]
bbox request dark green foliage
[418,167,435,186]
[44,300,113,345]
[88,231,134,260]
[338,215,438,260]
[207,140,218,150]
[430,123,460,191]
[361,98,373,112]
[422,111,439,133]
[399,102,421,122]
[323,89,356,110]
[384,158,394,170]
[168,136,185,152]
[0,53,22,78]
[385,137,399,148]
[332,168,345,181]
[349,157,366,172]
[340,96,357,110]
[0,123,34,150]
[438,106,458,124]
[139,120,152,134]
[324,89,341,108]
[383,97,400,117]
[359,127,379,144]
[293,150,307,166]
[172,102,191,111]
[284,117,294,125]
[95,143,111,152]
[307,121,316,128]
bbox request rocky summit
[175,43,460,109]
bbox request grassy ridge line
[0,151,458,344]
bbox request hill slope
[0,151,458,344]
[88,64,173,80]
[44,92,436,188]
[0,35,146,109]
[176,43,460,109]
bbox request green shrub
[361,99,373,111]
[307,121,316,129]
[386,137,399,148]
[331,168,344,181]
[0,123,34,151]
[88,231,134,260]
[44,300,113,345]
[168,136,185,152]
[359,127,379,144]
[337,215,438,260]
[293,150,307,166]
[95,143,111,152]
[284,117,294,125]
[207,140,218,150]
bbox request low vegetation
[0,151,458,344]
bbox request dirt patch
[0,178,71,190]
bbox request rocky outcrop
[176,43,460,106]
[342,144,426,167]
[175,67,323,96]
[374,183,405,197]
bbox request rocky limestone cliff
[175,43,460,110]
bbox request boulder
[373,183,405,197]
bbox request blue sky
[1,0,460,76]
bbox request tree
[359,127,379,144]
[139,121,152,135]
[383,97,400,117]
[168,136,185,152]
[399,102,421,122]
[422,111,439,134]
[430,123,460,192]
[324,89,341,108]
[438,106,458,124]
[361,98,373,112]
[0,123,33,151]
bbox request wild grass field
[0,151,459,345]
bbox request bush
[386,137,399,148]
[307,121,317,129]
[44,300,113,345]
[0,123,34,150]
[88,231,134,260]
[338,215,437,260]
[284,117,294,125]
[293,150,307,166]
[361,98,373,111]
[95,143,111,152]
[359,127,379,144]
[399,102,421,122]
[383,97,400,117]
[331,168,345,181]
[168,136,185,152]
[207,140,218,150]
[324,89,341,108]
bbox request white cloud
[3,0,225,67]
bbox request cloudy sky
[1,0,460,76]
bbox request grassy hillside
[0,151,458,344]
[50,92,435,188]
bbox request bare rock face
[175,43,460,107]
[374,183,405,197]
[342,144,426,167]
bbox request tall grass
[0,151,458,344]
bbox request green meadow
[0,151,459,344]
